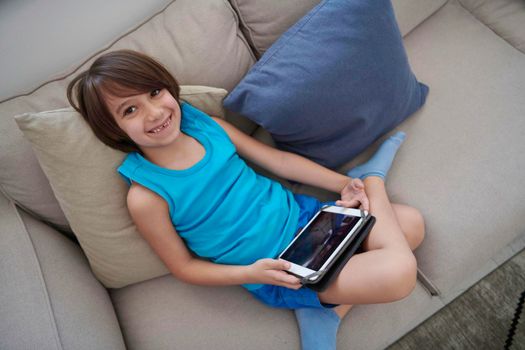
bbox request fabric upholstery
[224,0,429,168]
[0,0,255,237]
[0,192,125,350]
[0,192,61,349]
[229,0,447,57]
[379,0,525,296]
[229,0,320,57]
[175,85,228,118]
[239,0,525,307]
[0,0,173,101]
[2,0,525,349]
[13,86,228,288]
[458,0,525,53]
[109,272,443,349]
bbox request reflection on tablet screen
[281,212,360,271]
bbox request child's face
[104,88,182,150]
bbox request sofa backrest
[0,0,447,104]
[230,0,447,58]
[0,0,173,101]
[0,0,256,231]
[0,0,446,232]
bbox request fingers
[263,258,290,270]
[283,283,302,290]
[278,273,302,287]
[267,269,302,287]
[351,178,364,191]
[269,259,302,287]
[335,199,360,208]
[353,178,370,211]
[338,177,370,211]
[337,199,370,211]
[279,278,302,290]
[361,196,370,211]
[257,258,283,268]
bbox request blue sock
[294,308,340,350]
[347,131,406,180]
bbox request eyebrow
[115,98,132,116]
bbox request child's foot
[295,307,341,350]
[347,131,406,181]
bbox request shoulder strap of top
[181,102,232,143]
[117,152,176,218]
[117,152,140,186]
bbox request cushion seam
[227,0,262,59]
[400,0,450,38]
[9,200,64,350]
[0,0,257,104]
[0,183,15,204]
[0,183,71,233]
[0,0,177,104]
[221,0,258,63]
[455,0,525,55]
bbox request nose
[145,101,163,121]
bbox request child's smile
[147,114,172,135]
[105,88,182,149]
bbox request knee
[408,207,426,247]
[386,252,418,301]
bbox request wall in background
[0,0,172,100]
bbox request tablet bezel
[279,205,366,279]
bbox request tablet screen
[281,211,361,271]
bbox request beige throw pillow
[14,85,227,288]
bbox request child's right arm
[126,183,302,290]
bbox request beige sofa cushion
[109,272,443,350]
[14,86,227,288]
[0,190,126,349]
[246,0,525,300]
[0,0,255,235]
[230,0,448,57]
[375,0,525,296]
[171,86,228,119]
[266,0,525,300]
[458,0,525,53]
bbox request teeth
[150,116,171,133]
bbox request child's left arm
[213,118,369,210]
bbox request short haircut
[67,50,181,153]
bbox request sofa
[1,0,524,349]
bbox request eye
[123,106,137,116]
[150,88,162,97]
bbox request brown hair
[67,50,181,153]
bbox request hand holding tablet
[278,205,375,291]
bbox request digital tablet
[278,205,366,281]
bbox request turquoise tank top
[117,102,300,290]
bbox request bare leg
[390,203,425,251]
[333,304,353,318]
[332,202,425,318]
[358,178,413,252]
[318,177,417,305]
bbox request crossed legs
[319,177,425,312]
[294,133,424,349]
[383,202,425,251]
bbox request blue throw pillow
[223,0,429,168]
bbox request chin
[159,127,182,146]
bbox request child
[67,50,425,350]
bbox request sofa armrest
[0,191,125,350]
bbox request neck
[140,132,191,167]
